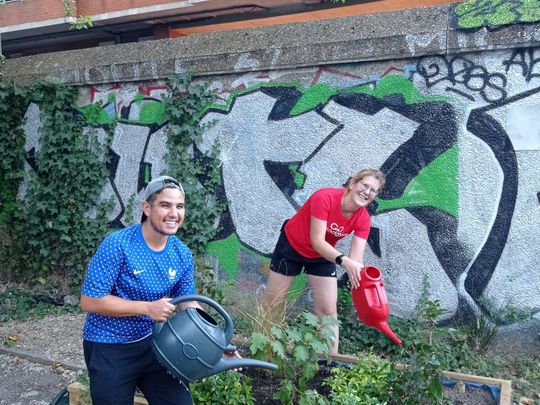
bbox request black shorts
[270,221,337,278]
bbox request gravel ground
[0,313,86,404]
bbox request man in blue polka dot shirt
[81,175,200,404]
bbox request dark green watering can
[152,294,277,384]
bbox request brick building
[0,0,456,58]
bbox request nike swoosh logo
[134,269,146,275]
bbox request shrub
[249,311,338,404]
[325,353,392,404]
[190,372,255,405]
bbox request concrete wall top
[4,4,540,85]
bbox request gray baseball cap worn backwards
[141,175,184,222]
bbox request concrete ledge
[4,4,540,85]
[0,346,86,372]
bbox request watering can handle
[167,294,234,344]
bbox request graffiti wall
[21,47,540,328]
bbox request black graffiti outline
[416,55,508,103]
[502,48,540,83]
[463,85,540,313]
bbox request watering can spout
[376,321,402,345]
[351,266,402,346]
[209,358,278,378]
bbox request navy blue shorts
[270,221,337,278]
[83,335,192,405]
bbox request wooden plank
[67,382,149,405]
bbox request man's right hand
[147,298,176,321]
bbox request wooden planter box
[67,382,148,405]
[330,352,513,405]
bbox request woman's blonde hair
[348,167,386,191]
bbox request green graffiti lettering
[290,83,338,116]
[376,145,459,217]
[346,75,448,104]
[289,164,307,189]
[207,234,241,280]
[455,0,523,29]
[80,102,111,125]
[138,101,165,125]
[519,0,540,22]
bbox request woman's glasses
[358,183,379,196]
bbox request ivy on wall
[0,80,112,288]
[22,83,112,286]
[162,73,224,258]
[0,73,223,292]
[0,80,28,225]
[62,0,93,30]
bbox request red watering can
[351,266,402,345]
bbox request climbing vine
[0,80,29,225]
[0,80,112,288]
[162,73,224,258]
[0,73,223,293]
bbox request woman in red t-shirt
[263,167,385,354]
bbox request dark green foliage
[0,80,29,225]
[0,80,113,290]
[190,372,255,405]
[19,83,112,287]
[162,73,224,257]
[250,311,337,404]
[324,353,395,404]
[336,276,540,403]
[0,285,80,323]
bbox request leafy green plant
[122,193,137,226]
[249,311,337,404]
[338,276,449,404]
[190,371,255,405]
[0,80,28,227]
[162,73,223,258]
[0,81,30,281]
[325,352,392,404]
[2,82,113,289]
[195,258,231,304]
[0,285,79,322]
[507,355,540,403]
[75,371,92,404]
[63,0,93,29]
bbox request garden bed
[331,352,512,405]
[240,352,511,405]
[65,351,512,405]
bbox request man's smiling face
[143,188,185,236]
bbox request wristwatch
[335,254,346,266]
